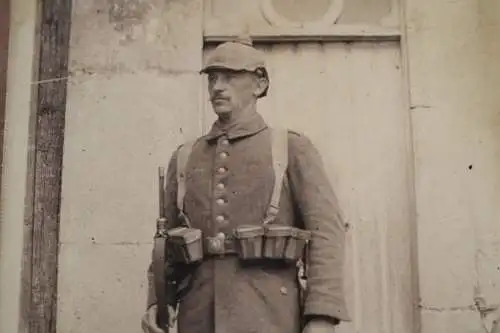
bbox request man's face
[206,68,266,117]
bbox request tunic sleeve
[287,132,350,322]
[146,147,181,309]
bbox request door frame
[18,1,73,332]
[0,0,10,197]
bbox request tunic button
[217,167,226,174]
[219,152,228,159]
[216,198,225,205]
[215,215,225,223]
[221,139,229,145]
[216,183,225,190]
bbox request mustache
[210,95,230,102]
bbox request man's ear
[254,75,269,97]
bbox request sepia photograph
[0,0,499,333]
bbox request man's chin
[213,107,232,116]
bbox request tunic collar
[205,111,268,142]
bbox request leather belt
[204,236,238,256]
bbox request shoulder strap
[263,127,289,225]
[175,129,289,226]
[176,140,196,224]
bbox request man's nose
[212,78,227,92]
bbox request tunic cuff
[147,287,157,309]
[304,315,340,326]
[304,301,351,322]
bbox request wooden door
[202,1,417,332]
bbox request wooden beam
[0,0,10,191]
[204,24,402,43]
[26,0,73,332]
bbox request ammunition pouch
[283,227,312,261]
[232,224,312,263]
[172,223,311,264]
[233,225,265,260]
[165,227,204,265]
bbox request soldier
[141,36,350,333]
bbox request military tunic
[147,111,350,333]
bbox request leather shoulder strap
[175,129,289,225]
[264,127,289,224]
[176,140,196,217]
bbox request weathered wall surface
[405,0,500,331]
[57,0,204,332]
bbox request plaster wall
[57,0,204,332]
[405,0,500,331]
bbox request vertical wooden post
[25,0,73,332]
[0,0,10,191]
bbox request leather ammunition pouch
[233,225,265,260]
[164,227,204,264]
[264,225,311,262]
[201,225,312,263]
[232,224,311,262]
